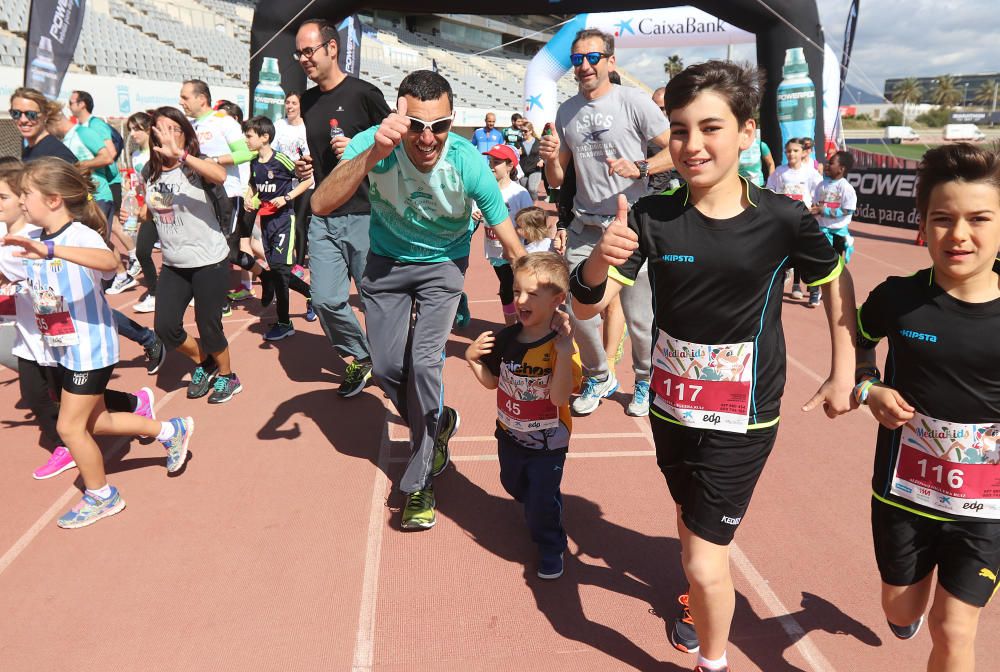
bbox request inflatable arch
[251,1,833,157]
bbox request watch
[634,160,649,179]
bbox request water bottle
[26,36,60,98]
[123,177,139,238]
[252,57,286,123]
[776,47,816,162]
[329,118,344,139]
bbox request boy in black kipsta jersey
[244,116,315,341]
[568,61,857,672]
[855,143,1000,670]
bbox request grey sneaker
[627,379,650,417]
[338,360,372,398]
[432,406,460,477]
[126,259,142,278]
[187,362,218,399]
[571,373,619,415]
[161,417,193,473]
[106,274,138,295]
[207,373,243,404]
[144,338,165,375]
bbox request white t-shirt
[193,110,245,198]
[6,222,118,371]
[484,182,533,264]
[812,177,858,231]
[273,118,309,160]
[765,164,822,207]
[525,238,553,253]
[0,222,57,366]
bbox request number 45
[505,399,521,416]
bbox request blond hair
[514,206,549,243]
[10,87,62,121]
[21,158,107,238]
[512,251,569,295]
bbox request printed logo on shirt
[979,568,997,583]
[72,371,88,386]
[336,106,344,112]
[582,128,611,143]
[661,254,695,263]
[721,515,742,525]
[899,329,937,343]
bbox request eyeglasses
[570,52,610,67]
[9,109,40,121]
[406,115,453,134]
[293,41,330,60]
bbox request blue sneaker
[264,322,295,341]
[538,552,564,580]
[571,373,619,415]
[627,379,650,417]
[57,487,126,529]
[304,300,318,322]
[187,362,218,399]
[161,416,194,473]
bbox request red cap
[329,119,339,128]
[484,144,518,169]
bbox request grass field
[852,143,933,160]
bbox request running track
[1,221,996,671]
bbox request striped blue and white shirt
[20,222,118,371]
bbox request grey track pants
[361,254,467,494]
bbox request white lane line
[0,318,256,579]
[851,250,913,274]
[351,403,393,672]
[628,409,835,672]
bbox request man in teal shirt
[312,70,525,531]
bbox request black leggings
[18,357,136,449]
[293,190,311,265]
[493,263,514,305]
[155,261,230,354]
[269,263,311,324]
[136,217,159,295]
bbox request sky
[611,0,1000,100]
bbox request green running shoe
[432,406,460,477]
[338,360,373,398]
[454,292,470,329]
[187,362,219,399]
[401,487,436,530]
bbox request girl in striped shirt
[2,159,195,529]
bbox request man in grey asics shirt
[540,28,672,417]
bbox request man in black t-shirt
[294,18,390,398]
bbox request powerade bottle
[252,57,285,122]
[27,36,60,98]
[776,47,816,163]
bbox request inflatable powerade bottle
[776,47,816,163]
[253,57,286,122]
[27,36,60,97]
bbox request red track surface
[1,221,997,671]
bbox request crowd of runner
[2,19,998,672]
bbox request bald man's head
[652,87,666,112]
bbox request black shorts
[651,414,778,545]
[58,364,115,396]
[871,497,1000,607]
[262,213,295,267]
[231,196,253,239]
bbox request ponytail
[20,157,107,239]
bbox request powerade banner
[838,0,859,100]
[23,0,87,98]
[337,15,361,78]
[847,167,920,230]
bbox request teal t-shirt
[82,116,122,186]
[343,127,508,263]
[63,126,113,202]
[738,138,771,187]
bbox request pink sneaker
[33,446,77,480]
[134,387,156,420]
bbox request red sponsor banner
[36,310,75,337]
[652,367,750,416]
[896,445,1000,500]
[497,387,557,423]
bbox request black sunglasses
[570,52,610,67]
[406,115,453,134]
[9,109,40,121]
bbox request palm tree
[931,75,962,107]
[890,78,923,124]
[664,54,684,80]
[974,80,998,110]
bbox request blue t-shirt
[343,128,508,263]
[471,127,503,154]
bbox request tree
[931,75,962,107]
[890,77,923,124]
[664,54,684,80]
[974,79,998,109]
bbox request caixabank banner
[23,0,86,98]
[847,167,920,230]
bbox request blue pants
[113,309,156,349]
[498,437,568,557]
[307,213,370,361]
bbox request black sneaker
[338,360,372,398]
[888,615,924,640]
[187,362,219,399]
[208,372,243,404]
[144,338,165,375]
[261,270,275,308]
[431,406,460,477]
[670,593,700,654]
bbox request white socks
[697,652,728,670]
[156,421,176,442]
[86,484,113,500]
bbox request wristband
[854,365,881,385]
[44,240,55,260]
[569,261,607,305]
[180,150,189,163]
[853,377,879,406]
